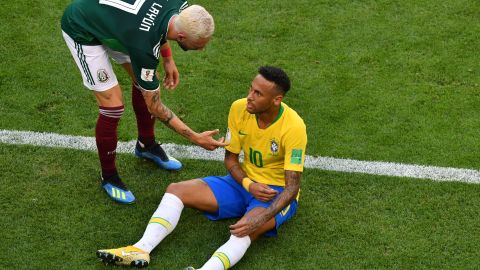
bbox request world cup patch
[97,69,110,83]
[141,68,155,82]
[225,128,232,144]
[290,149,303,164]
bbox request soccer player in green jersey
[61,0,227,204]
[96,66,308,269]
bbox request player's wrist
[242,177,254,192]
[160,47,172,58]
[189,131,202,144]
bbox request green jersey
[61,0,188,90]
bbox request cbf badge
[270,139,279,156]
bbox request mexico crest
[97,69,110,83]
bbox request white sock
[133,193,184,253]
[199,235,251,270]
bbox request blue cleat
[101,175,135,204]
[135,141,182,171]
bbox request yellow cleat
[96,245,150,268]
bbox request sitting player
[96,66,307,269]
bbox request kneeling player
[96,66,307,269]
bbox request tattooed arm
[224,149,248,183]
[141,89,228,150]
[229,170,302,237]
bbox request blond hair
[175,5,215,39]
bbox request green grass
[1,0,480,269]
[1,145,480,269]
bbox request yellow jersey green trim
[255,104,284,128]
[271,104,285,126]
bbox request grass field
[1,0,480,269]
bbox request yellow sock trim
[149,217,172,231]
[213,252,231,269]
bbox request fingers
[163,77,172,89]
[198,130,230,150]
[264,188,278,195]
[173,72,179,87]
[163,76,175,90]
[162,71,179,90]
[206,129,220,136]
[257,184,278,194]
[252,185,278,202]
[213,140,229,147]
[229,222,248,237]
[229,222,240,230]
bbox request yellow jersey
[225,98,307,186]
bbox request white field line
[1,129,480,184]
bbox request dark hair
[258,66,291,94]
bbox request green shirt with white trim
[61,0,188,90]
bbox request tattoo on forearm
[149,92,177,129]
[228,164,247,180]
[159,104,176,125]
[256,171,302,225]
[181,128,193,138]
[225,151,247,182]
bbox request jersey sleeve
[283,122,307,172]
[225,101,242,154]
[130,52,160,91]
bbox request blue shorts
[202,174,298,237]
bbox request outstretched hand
[195,129,230,151]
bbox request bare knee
[166,182,182,195]
[94,85,124,107]
[165,179,216,211]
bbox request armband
[160,47,172,58]
[242,177,254,192]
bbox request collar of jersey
[255,104,284,129]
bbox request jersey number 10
[249,147,264,168]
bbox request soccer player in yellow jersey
[96,66,307,269]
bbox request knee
[166,182,184,198]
